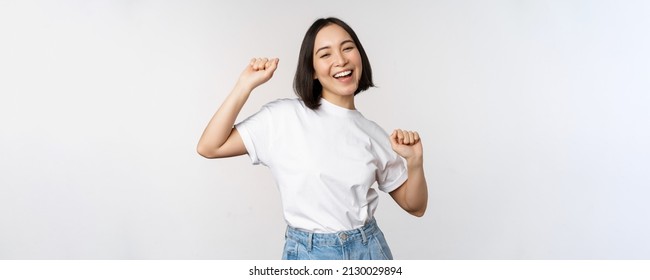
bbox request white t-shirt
[235,98,407,233]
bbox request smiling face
[312,24,363,108]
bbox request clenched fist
[237,57,279,91]
[389,129,423,162]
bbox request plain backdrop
[1,0,649,259]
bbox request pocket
[282,237,299,260]
[369,233,394,260]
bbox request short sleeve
[374,133,408,193]
[234,105,273,166]
[377,154,408,193]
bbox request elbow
[408,203,427,217]
[409,208,426,218]
[196,144,217,159]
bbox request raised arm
[388,129,428,217]
[197,58,279,158]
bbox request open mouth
[333,70,353,79]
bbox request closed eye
[342,40,356,51]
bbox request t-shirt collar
[319,98,360,117]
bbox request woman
[197,17,428,260]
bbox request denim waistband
[285,218,380,248]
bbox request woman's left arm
[388,129,428,217]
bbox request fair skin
[197,24,427,217]
[312,25,362,110]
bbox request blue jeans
[282,218,394,260]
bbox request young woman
[197,17,428,260]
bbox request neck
[321,93,355,110]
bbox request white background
[1,0,649,259]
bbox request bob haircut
[294,17,374,110]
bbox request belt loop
[360,226,368,245]
[307,232,313,252]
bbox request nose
[333,51,348,67]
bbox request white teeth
[334,70,352,78]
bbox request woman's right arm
[197,58,279,159]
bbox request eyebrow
[315,39,355,55]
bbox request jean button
[339,233,348,240]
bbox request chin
[338,89,358,96]
[323,85,358,97]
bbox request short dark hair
[293,17,374,110]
